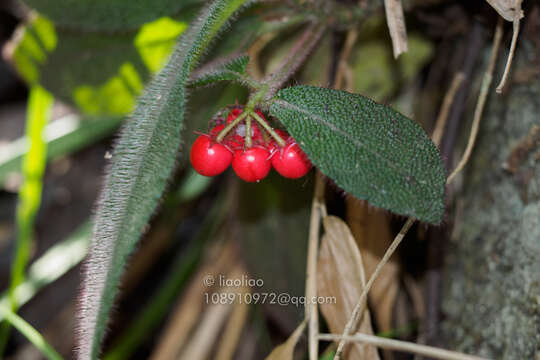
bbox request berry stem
[216,111,248,143]
[245,116,253,148]
[251,111,286,147]
[238,74,265,91]
[245,83,269,113]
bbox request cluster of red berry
[190,108,312,182]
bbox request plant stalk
[251,112,286,147]
[216,111,249,143]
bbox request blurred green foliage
[10,14,194,115]
[20,0,201,31]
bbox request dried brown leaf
[484,1,524,93]
[150,243,236,360]
[264,319,307,360]
[485,0,524,21]
[317,215,380,360]
[179,293,234,360]
[346,199,400,335]
[215,285,250,360]
[180,266,247,360]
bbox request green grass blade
[0,221,92,317]
[0,115,123,187]
[0,85,53,354]
[11,85,53,296]
[78,0,251,358]
[0,305,63,360]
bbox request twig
[441,21,484,169]
[305,172,326,360]
[447,18,503,184]
[333,217,415,360]
[431,72,465,147]
[215,271,250,360]
[424,71,465,349]
[383,0,408,58]
[248,33,278,80]
[265,24,326,100]
[334,29,358,90]
[496,18,520,93]
[320,333,490,360]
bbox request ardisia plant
[68,0,447,358]
[190,107,312,182]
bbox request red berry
[271,142,312,179]
[232,147,271,182]
[251,123,263,143]
[267,129,289,153]
[226,108,243,123]
[253,111,266,140]
[227,133,244,150]
[190,135,232,177]
[210,124,225,138]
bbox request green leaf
[8,14,193,115]
[20,0,202,31]
[0,305,62,360]
[78,0,251,358]
[103,192,227,360]
[270,86,445,224]
[11,85,53,299]
[0,221,91,316]
[0,85,53,355]
[189,54,249,87]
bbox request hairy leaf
[78,0,250,358]
[270,86,445,224]
[20,0,202,31]
[189,54,249,87]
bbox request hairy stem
[263,23,326,101]
[245,116,252,148]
